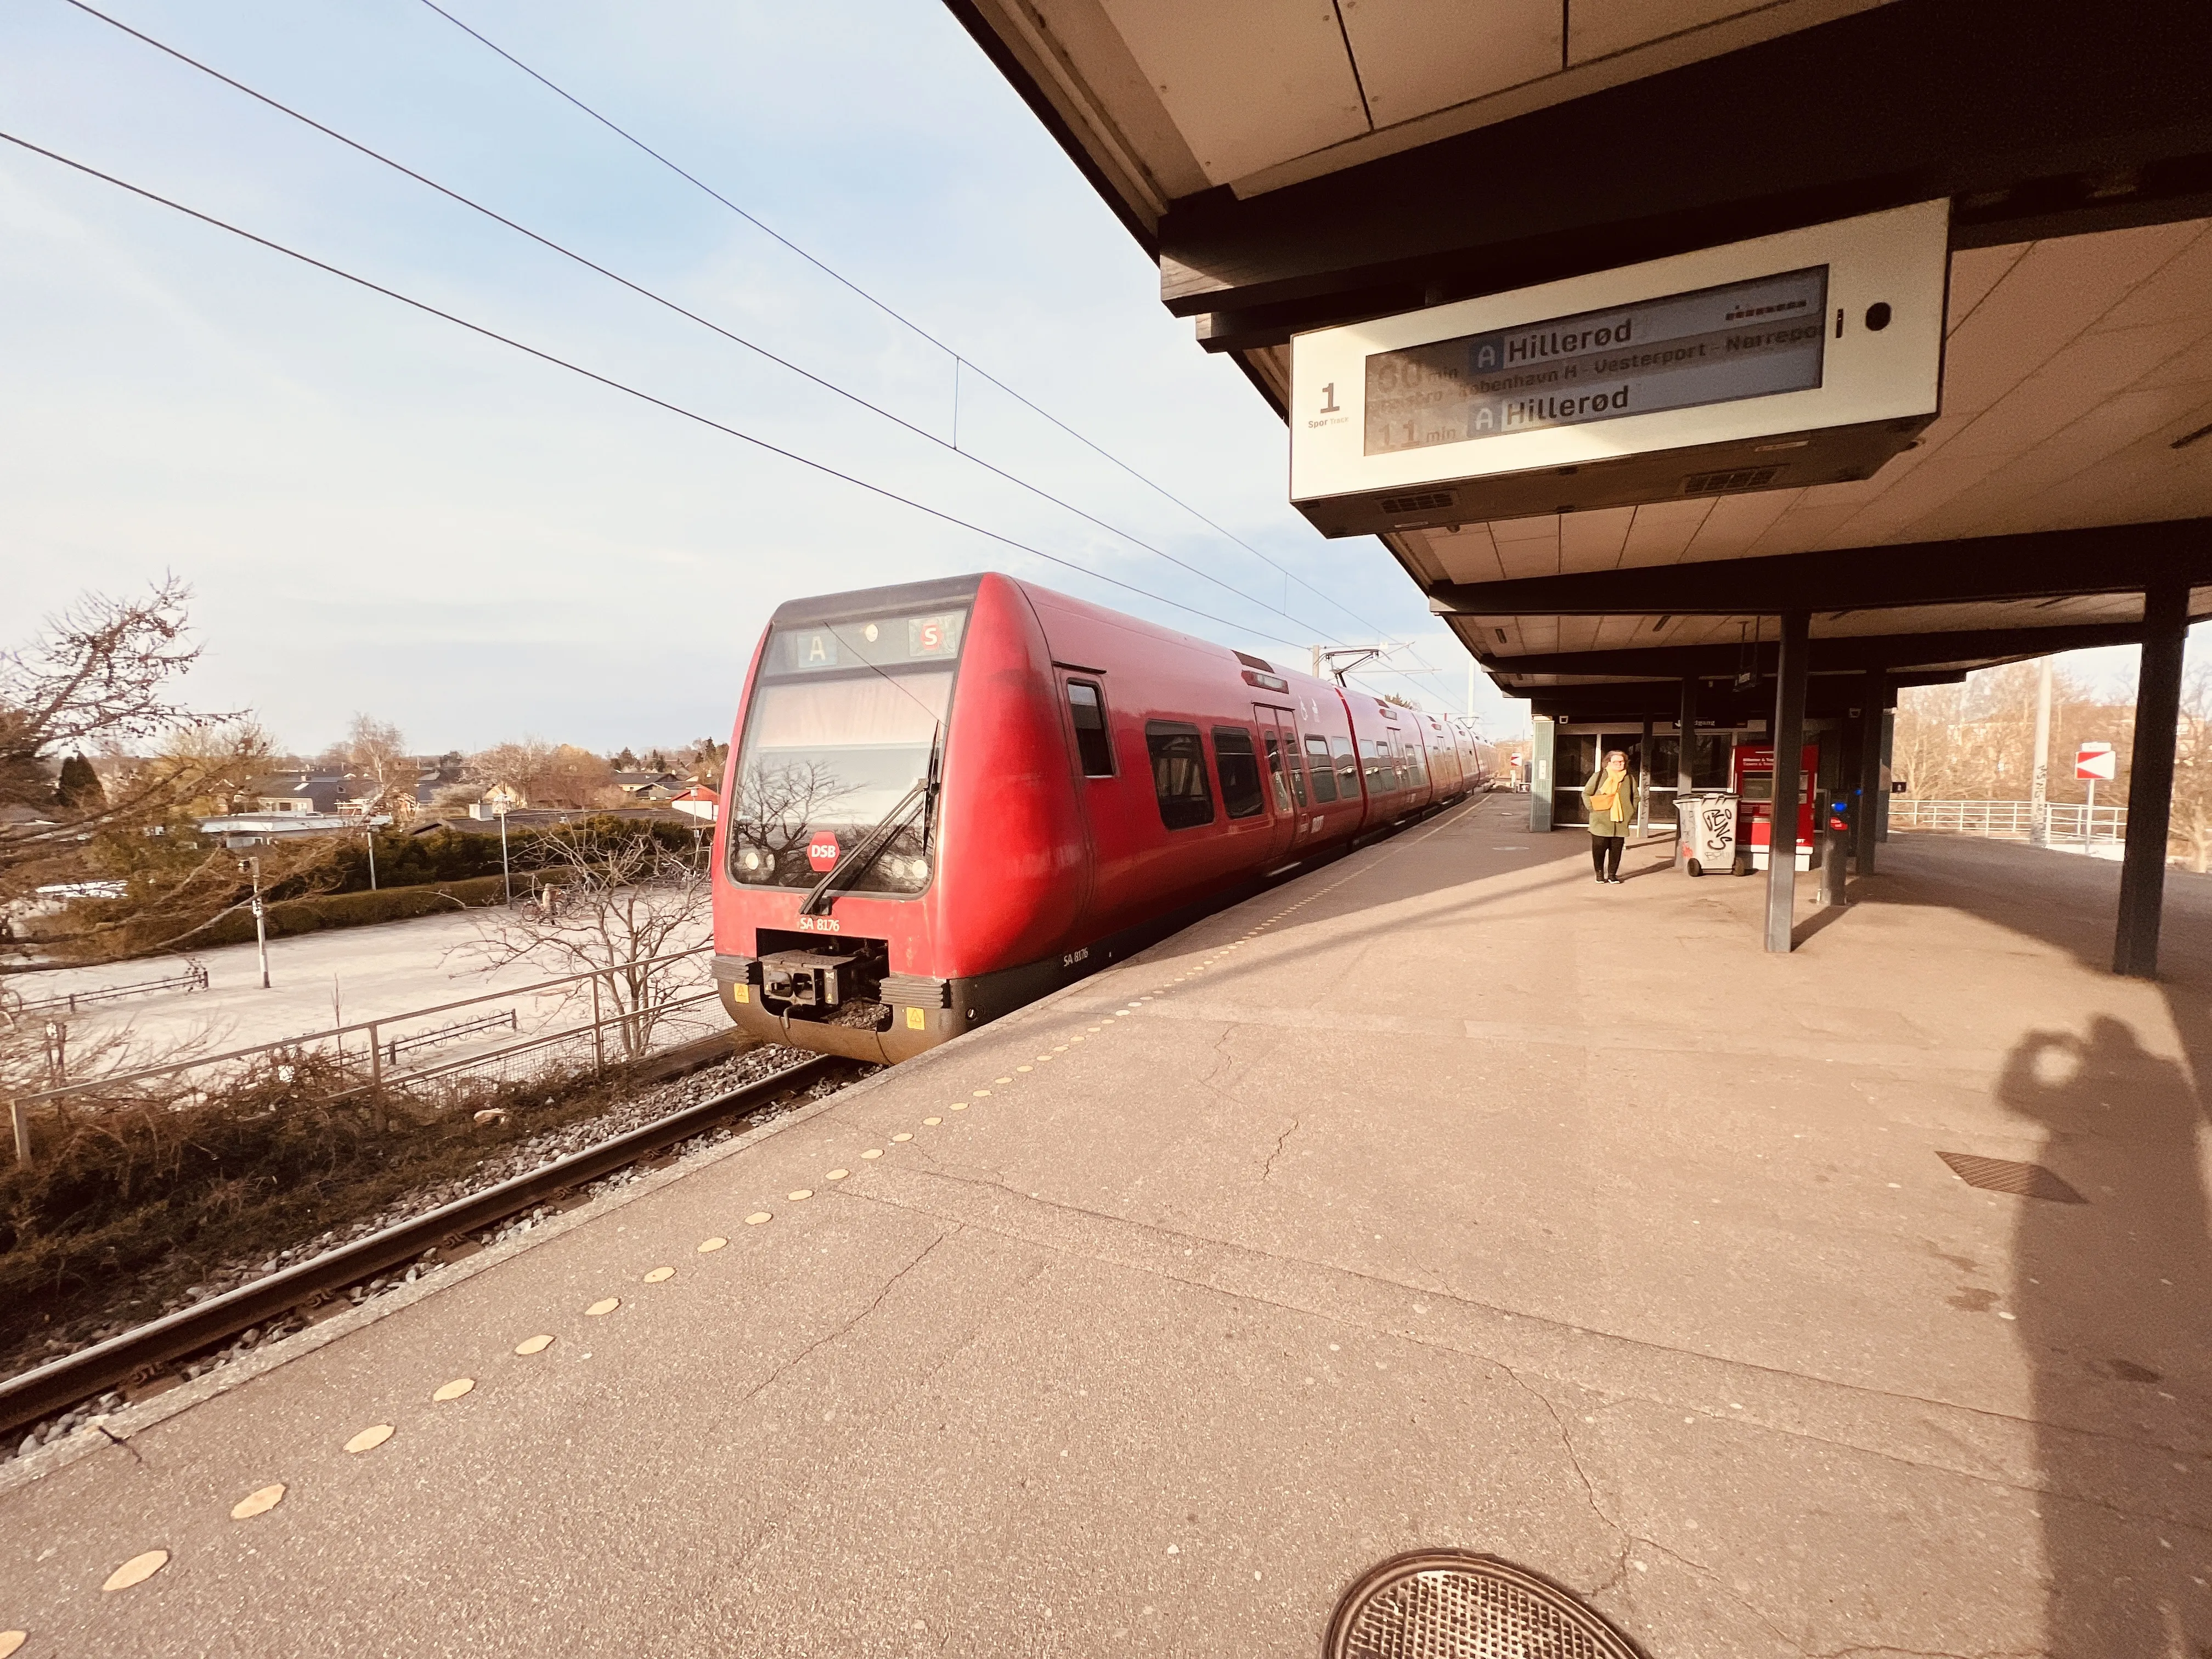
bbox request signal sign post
[2076,742,2116,847]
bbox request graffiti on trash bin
[1699,804,1735,849]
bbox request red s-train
[712,573,1492,1062]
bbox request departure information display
[1363,267,1829,455]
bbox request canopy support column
[1765,611,1810,953]
[1857,668,1887,874]
[2114,580,2189,978]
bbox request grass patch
[0,1046,747,1378]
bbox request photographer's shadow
[2000,1015,2212,1655]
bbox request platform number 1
[1319,382,1340,414]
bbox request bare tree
[1,580,244,918]
[468,738,617,809]
[345,714,410,811]
[459,823,710,1060]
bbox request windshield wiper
[798,731,940,916]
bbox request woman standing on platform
[1583,749,1637,885]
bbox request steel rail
[0,1053,842,1441]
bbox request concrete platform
[3,799,2208,1657]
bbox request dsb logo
[806,834,841,872]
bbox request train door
[1252,704,1304,860]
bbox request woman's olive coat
[1582,769,1638,837]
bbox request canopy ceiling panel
[956,0,1893,205]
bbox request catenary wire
[0,127,1313,651]
[413,0,1407,647]
[57,0,1350,650]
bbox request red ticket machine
[1731,742,1818,871]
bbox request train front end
[710,573,1084,1063]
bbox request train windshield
[728,606,967,892]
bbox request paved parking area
[2,801,2207,1656]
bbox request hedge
[183,874,512,947]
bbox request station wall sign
[1289,200,1949,536]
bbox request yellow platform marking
[643,1267,674,1283]
[950,1103,967,1111]
[861,1148,882,1160]
[699,1235,730,1251]
[744,1213,771,1226]
[891,1133,912,1142]
[826,1169,850,1181]
[515,1334,555,1355]
[788,1188,814,1200]
[585,1298,619,1317]
[344,1424,394,1454]
[923,1116,941,1125]
[0,1631,25,1657]
[433,1378,475,1402]
[230,1484,285,1521]
[101,1551,168,1593]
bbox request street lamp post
[364,821,379,891]
[495,799,512,904]
[239,854,269,989]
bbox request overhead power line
[0,127,1314,651]
[414,0,1405,647]
[59,0,1347,649]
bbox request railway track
[0,1053,848,1444]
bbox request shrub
[178,874,511,947]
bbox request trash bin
[1674,790,1740,877]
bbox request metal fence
[1889,798,2127,843]
[7,944,721,1165]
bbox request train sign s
[2075,742,2116,782]
[807,833,841,872]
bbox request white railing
[1890,798,2126,843]
[7,945,720,1165]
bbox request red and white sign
[2075,742,2117,782]
[806,833,841,873]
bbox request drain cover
[1324,1550,1643,1659]
[1936,1151,2085,1204]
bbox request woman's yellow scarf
[1592,767,1629,822]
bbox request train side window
[1211,727,1266,819]
[1282,735,1309,806]
[1363,737,1392,792]
[1333,736,1359,797]
[1303,735,1339,803]
[1146,721,1216,830]
[1066,680,1114,776]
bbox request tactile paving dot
[923,1117,942,1126]
[644,1267,675,1283]
[230,1484,285,1521]
[826,1169,850,1181]
[585,1298,620,1317]
[344,1425,394,1454]
[745,1213,771,1226]
[515,1334,555,1355]
[891,1133,912,1142]
[101,1551,168,1593]
[861,1149,882,1160]
[699,1236,729,1251]
[788,1189,814,1200]
[433,1378,475,1402]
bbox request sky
[0,0,1514,759]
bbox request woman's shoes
[1606,876,1624,884]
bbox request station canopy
[946,0,2212,719]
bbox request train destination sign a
[1288,199,1948,534]
[1364,267,1828,455]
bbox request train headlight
[907,857,929,883]
[738,847,763,872]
